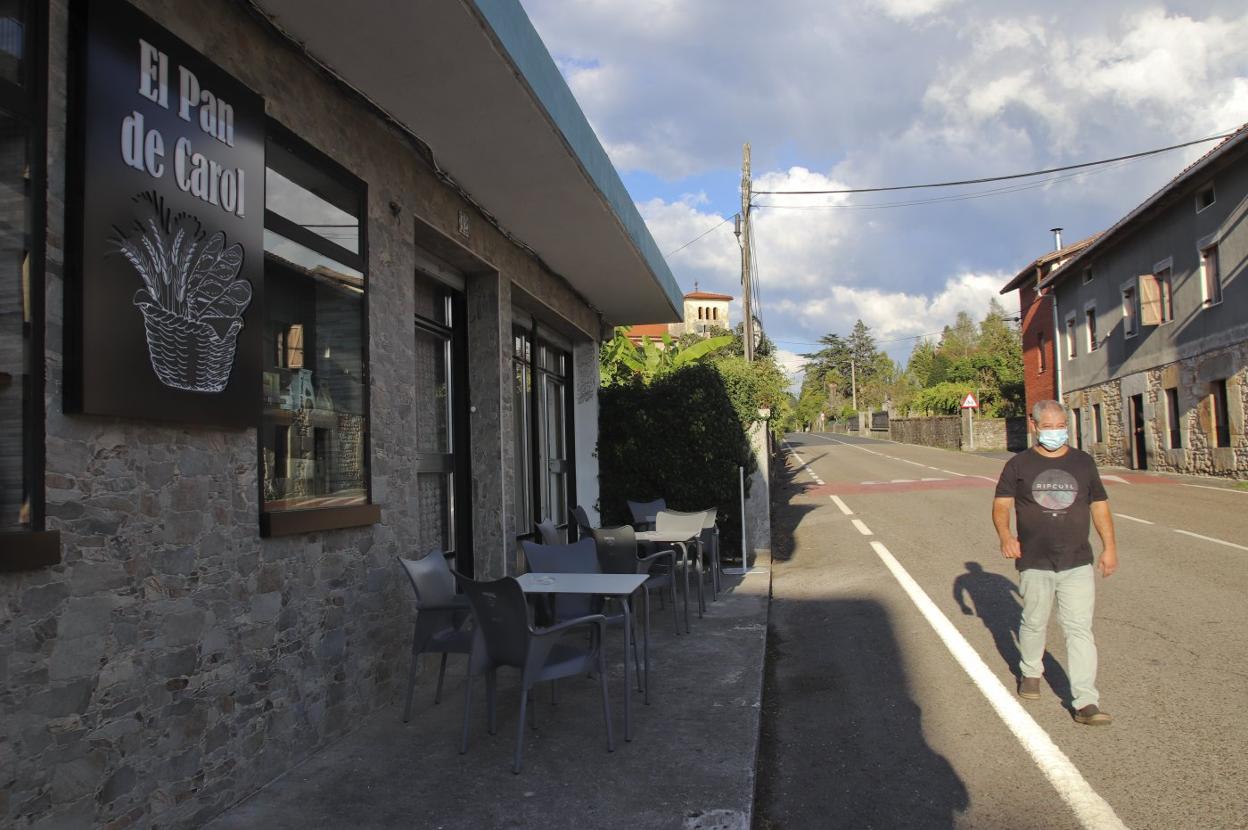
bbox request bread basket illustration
[112,192,253,393]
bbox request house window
[1072,407,1083,449]
[1065,314,1077,359]
[513,324,574,536]
[1166,388,1182,449]
[1,0,53,558]
[1212,379,1231,448]
[1201,245,1222,307]
[1093,403,1103,443]
[1121,285,1138,337]
[1155,264,1174,324]
[1037,332,1046,373]
[712,307,718,321]
[1085,306,1098,352]
[260,123,373,531]
[697,306,703,320]
[1082,266,1093,285]
[1196,183,1216,213]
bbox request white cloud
[874,0,960,21]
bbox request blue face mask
[1037,429,1068,451]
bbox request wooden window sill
[260,504,381,537]
[0,530,62,571]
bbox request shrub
[598,363,755,555]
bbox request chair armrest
[414,598,470,612]
[639,548,676,565]
[532,613,608,638]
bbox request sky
[519,0,1248,385]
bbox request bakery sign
[68,0,263,427]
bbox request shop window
[1201,245,1222,307]
[260,123,376,535]
[1093,403,1103,443]
[0,0,57,565]
[1166,388,1182,449]
[513,322,573,537]
[1212,380,1231,448]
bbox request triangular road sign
[960,392,979,409]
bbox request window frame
[512,318,576,540]
[1165,387,1182,449]
[1153,258,1174,325]
[1212,379,1231,449]
[0,0,59,569]
[258,119,378,537]
[1072,407,1083,449]
[1082,266,1093,285]
[1198,237,1222,308]
[1065,312,1077,359]
[1084,302,1098,352]
[1195,182,1216,214]
[1092,403,1104,444]
[1121,282,1138,339]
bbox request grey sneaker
[1074,704,1113,726]
[1018,676,1041,700]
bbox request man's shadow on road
[953,562,1071,704]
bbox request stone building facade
[0,2,680,828]
[1045,125,1248,478]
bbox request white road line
[1113,513,1153,525]
[1173,528,1248,552]
[829,495,854,515]
[784,442,823,486]
[851,519,873,536]
[869,540,1130,830]
[920,477,947,482]
[890,478,915,484]
[1101,475,1131,485]
[938,469,967,477]
[974,475,998,482]
[1179,482,1248,495]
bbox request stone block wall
[1143,346,1247,478]
[888,416,962,450]
[969,416,1028,452]
[1064,379,1126,467]
[0,2,606,828]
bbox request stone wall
[0,2,605,828]
[1064,379,1125,467]
[888,416,962,450]
[969,416,1028,452]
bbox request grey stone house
[1042,125,1248,477]
[0,1,680,826]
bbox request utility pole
[740,142,754,363]
[851,358,857,412]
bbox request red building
[1000,232,1100,417]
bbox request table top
[516,572,648,595]
[635,529,701,544]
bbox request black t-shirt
[994,447,1108,572]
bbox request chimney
[1050,227,1063,251]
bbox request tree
[899,303,1024,417]
[600,328,734,386]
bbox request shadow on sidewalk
[952,562,1071,703]
[755,597,969,829]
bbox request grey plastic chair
[570,504,595,541]
[454,573,613,774]
[535,518,560,545]
[665,507,721,603]
[523,537,643,686]
[627,498,666,530]
[397,552,473,721]
[593,524,679,635]
[655,509,709,624]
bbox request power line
[664,214,736,258]
[752,130,1237,196]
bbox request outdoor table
[635,528,702,633]
[517,572,649,741]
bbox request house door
[413,275,473,576]
[1129,394,1147,470]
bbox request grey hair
[1031,399,1065,422]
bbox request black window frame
[1212,379,1231,448]
[0,0,59,569]
[258,119,378,536]
[512,319,576,540]
[1166,387,1182,449]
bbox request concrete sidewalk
[206,563,770,830]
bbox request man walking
[992,399,1119,725]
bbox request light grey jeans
[1018,564,1098,710]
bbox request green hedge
[598,363,755,556]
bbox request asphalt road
[754,432,1248,830]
